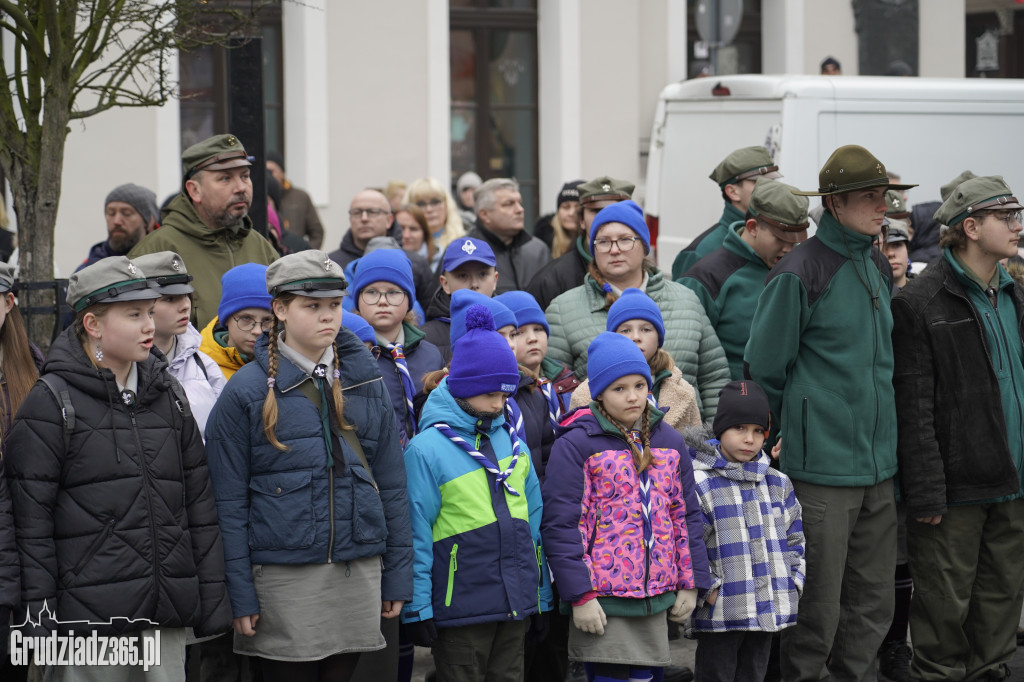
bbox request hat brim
[442,255,496,273]
[292,288,347,299]
[153,283,195,296]
[766,225,809,244]
[793,180,918,197]
[201,158,252,173]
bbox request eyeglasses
[233,314,275,332]
[348,208,390,218]
[593,236,641,253]
[983,210,1023,229]
[360,288,407,306]
[415,198,444,209]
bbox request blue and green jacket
[401,377,553,628]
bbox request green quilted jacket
[545,267,730,420]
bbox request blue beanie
[494,291,549,335]
[589,200,650,255]
[587,332,652,399]
[448,305,520,399]
[342,310,376,346]
[450,289,517,344]
[606,288,665,347]
[218,263,272,322]
[350,249,416,304]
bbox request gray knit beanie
[105,183,159,223]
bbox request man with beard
[130,134,278,329]
[78,183,159,271]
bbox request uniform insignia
[462,240,477,255]
[324,256,333,272]
[172,259,182,272]
[877,163,883,174]
[127,262,137,276]
[602,183,611,191]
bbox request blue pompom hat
[342,310,376,346]
[588,199,650,256]
[494,291,549,335]
[448,305,521,399]
[350,249,416,304]
[587,331,652,399]
[450,289,517,344]
[606,288,665,347]
[218,263,272,322]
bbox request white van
[643,74,1024,271]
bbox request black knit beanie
[712,380,770,438]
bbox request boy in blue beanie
[199,262,274,380]
[352,249,443,446]
[402,305,553,680]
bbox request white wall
[921,0,966,77]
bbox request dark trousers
[350,617,399,682]
[694,631,772,682]
[907,498,1024,681]
[432,619,528,682]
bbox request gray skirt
[235,558,386,661]
[568,612,671,667]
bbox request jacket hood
[419,377,508,437]
[425,287,451,321]
[336,230,364,259]
[557,402,665,439]
[684,423,769,483]
[161,192,254,244]
[43,326,170,404]
[199,317,245,370]
[167,324,203,373]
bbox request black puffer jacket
[526,236,591,311]
[4,327,232,637]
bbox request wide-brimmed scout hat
[68,256,161,313]
[933,176,1023,228]
[710,146,781,188]
[132,251,194,296]
[793,145,917,196]
[266,250,347,298]
[182,134,253,181]
[748,177,809,244]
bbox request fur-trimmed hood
[684,423,770,483]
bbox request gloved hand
[668,588,698,623]
[529,612,550,642]
[402,619,438,648]
[572,598,607,635]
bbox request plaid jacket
[685,425,805,633]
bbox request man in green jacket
[680,177,808,379]
[130,134,279,329]
[671,145,781,280]
[744,145,915,681]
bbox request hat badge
[226,135,237,146]
[127,262,137,276]
[323,256,333,272]
[171,259,182,272]
[876,163,883,175]
[461,239,477,255]
[893,198,901,209]
[602,183,611,191]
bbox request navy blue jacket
[77,239,124,272]
[205,327,413,618]
[513,373,555,480]
[376,322,444,447]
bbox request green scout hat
[132,251,194,296]
[748,178,810,244]
[68,256,160,313]
[885,219,911,244]
[793,145,917,196]
[885,190,910,220]
[940,170,977,202]
[577,176,635,205]
[0,263,15,294]
[709,146,781,188]
[933,176,1023,228]
[266,250,347,298]
[182,134,253,181]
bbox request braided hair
[593,398,654,474]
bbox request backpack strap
[38,374,74,449]
[167,375,193,418]
[192,352,209,380]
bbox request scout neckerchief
[627,429,654,549]
[537,377,561,429]
[434,403,523,496]
[277,337,337,469]
[386,342,419,436]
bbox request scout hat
[0,263,15,294]
[182,134,253,181]
[710,146,781,188]
[578,176,635,205]
[266,250,347,298]
[886,220,911,244]
[885,190,911,220]
[748,177,809,243]
[442,237,496,273]
[132,251,194,296]
[933,176,1023,228]
[940,170,977,203]
[793,145,917,196]
[68,256,161,313]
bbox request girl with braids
[545,200,731,420]
[401,304,552,680]
[204,250,412,682]
[541,332,710,682]
[568,288,701,433]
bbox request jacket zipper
[801,397,808,470]
[71,519,115,575]
[535,542,543,612]
[445,543,459,607]
[327,466,335,563]
[587,509,601,554]
[868,252,880,483]
[129,408,162,595]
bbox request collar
[278,333,336,388]
[378,325,406,348]
[814,209,876,256]
[575,234,595,264]
[724,221,769,267]
[720,202,745,228]
[606,271,649,298]
[116,362,139,394]
[946,248,1009,293]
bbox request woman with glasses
[546,201,731,421]
[404,177,466,255]
[200,263,275,380]
[352,249,443,447]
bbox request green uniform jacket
[545,267,730,420]
[670,203,745,280]
[679,224,768,380]
[129,193,279,330]
[743,211,897,487]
